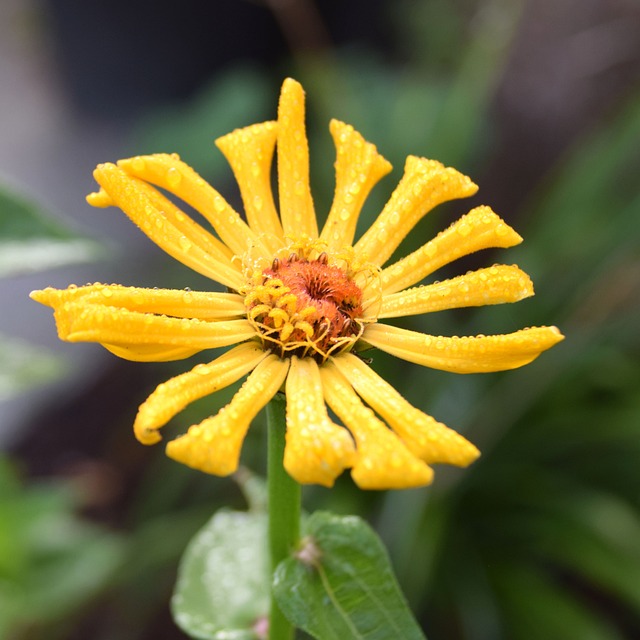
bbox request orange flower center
[244,252,365,363]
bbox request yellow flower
[31,78,563,490]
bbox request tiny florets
[244,247,367,363]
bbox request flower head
[31,78,563,489]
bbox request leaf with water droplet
[273,511,427,640]
[172,508,269,640]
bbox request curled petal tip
[134,422,162,446]
[86,188,113,208]
[549,326,565,341]
[29,289,44,303]
[29,288,56,307]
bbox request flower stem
[267,393,300,640]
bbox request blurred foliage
[0,458,124,639]
[0,185,103,279]
[0,184,104,404]
[0,335,64,403]
[5,0,640,638]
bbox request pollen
[244,243,368,362]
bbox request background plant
[1,0,639,638]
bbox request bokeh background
[1,0,639,638]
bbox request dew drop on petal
[167,167,182,187]
[179,236,192,252]
[457,222,471,237]
[425,244,438,258]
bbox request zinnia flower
[31,78,563,489]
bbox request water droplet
[457,222,471,237]
[424,244,438,258]
[179,236,192,252]
[132,157,146,172]
[339,208,350,221]
[166,167,182,187]
[253,195,263,211]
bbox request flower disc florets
[243,240,377,363]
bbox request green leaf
[0,334,66,401]
[0,184,102,277]
[171,509,269,640]
[273,511,427,640]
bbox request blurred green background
[1,0,639,638]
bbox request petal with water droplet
[362,323,564,373]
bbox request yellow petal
[379,265,533,318]
[31,284,246,320]
[381,206,523,295]
[88,163,244,290]
[320,120,392,250]
[362,323,565,373]
[329,354,479,466]
[277,78,318,239]
[354,156,477,266]
[166,355,289,475]
[215,121,284,252]
[102,344,201,362]
[116,153,269,259]
[134,342,268,444]
[320,364,434,489]
[283,356,356,487]
[48,299,255,352]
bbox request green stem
[267,393,301,640]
